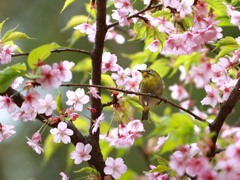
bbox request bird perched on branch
[138,68,164,120]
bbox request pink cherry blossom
[26,131,43,154]
[219,82,235,101]
[225,140,240,160]
[197,169,218,180]
[36,64,61,89]
[163,0,179,9]
[177,0,194,19]
[104,157,127,179]
[0,95,17,113]
[38,94,57,116]
[0,123,16,142]
[201,85,221,107]
[157,18,176,34]
[66,88,90,112]
[111,67,131,86]
[146,40,159,52]
[0,44,17,64]
[169,84,189,101]
[74,22,95,35]
[228,8,240,29]
[70,142,92,164]
[186,157,211,177]
[70,112,79,121]
[125,77,140,93]
[11,76,24,89]
[101,52,120,73]
[52,60,74,82]
[50,122,74,144]
[154,135,169,152]
[60,172,69,180]
[215,159,240,180]
[14,105,38,121]
[92,113,104,134]
[114,0,133,13]
[126,119,144,133]
[169,151,188,176]
[22,90,40,109]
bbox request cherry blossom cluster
[226,4,240,30]
[0,44,16,64]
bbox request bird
[138,68,164,120]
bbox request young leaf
[60,0,75,14]
[1,26,18,42]
[215,36,239,58]
[2,31,31,42]
[27,42,60,69]
[0,18,8,36]
[0,63,26,93]
[56,90,63,113]
[62,15,89,31]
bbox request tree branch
[107,4,163,29]
[12,48,91,57]
[61,83,205,122]
[87,0,108,177]
[207,78,240,158]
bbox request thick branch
[61,83,205,122]
[87,0,108,177]
[208,78,240,158]
[12,48,91,57]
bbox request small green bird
[138,68,164,120]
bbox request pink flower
[14,106,38,121]
[74,23,95,35]
[225,140,240,160]
[197,169,218,180]
[22,90,40,109]
[146,40,159,52]
[0,44,16,64]
[125,77,140,93]
[215,159,240,180]
[169,151,187,176]
[38,94,57,116]
[0,123,16,142]
[229,9,240,29]
[70,113,79,121]
[53,60,74,82]
[163,0,179,9]
[177,0,194,19]
[70,142,92,164]
[126,120,144,133]
[114,0,133,13]
[154,135,169,151]
[92,113,104,134]
[162,34,186,55]
[101,52,120,73]
[201,85,221,107]
[186,157,211,177]
[66,88,90,112]
[60,172,69,180]
[219,82,235,101]
[104,157,127,179]
[111,67,131,86]
[11,76,24,89]
[37,65,61,89]
[50,122,74,144]
[26,131,43,154]
[0,95,17,113]
[169,84,189,101]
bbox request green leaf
[99,140,113,159]
[205,0,227,16]
[68,30,86,47]
[152,165,170,173]
[72,57,91,72]
[27,42,60,69]
[126,97,143,112]
[150,58,170,78]
[119,170,137,180]
[1,26,18,42]
[60,0,75,14]
[133,21,147,40]
[0,19,8,35]
[101,74,115,87]
[74,167,99,176]
[42,134,61,166]
[62,15,89,31]
[215,36,239,58]
[0,63,26,93]
[56,90,63,113]
[2,31,31,43]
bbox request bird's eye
[147,70,152,74]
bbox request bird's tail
[141,109,149,121]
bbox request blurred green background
[1,0,240,180]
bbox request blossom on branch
[66,88,90,112]
[101,52,120,73]
[70,142,92,164]
[53,60,75,82]
[0,44,16,64]
[104,157,127,179]
[0,123,16,142]
[26,131,43,154]
[0,95,17,113]
[38,94,57,116]
[50,122,73,144]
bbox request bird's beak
[138,69,144,73]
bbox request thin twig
[107,4,163,29]
[61,83,205,122]
[12,48,91,57]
